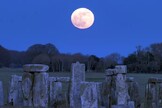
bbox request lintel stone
[115,65,127,74]
[23,64,49,72]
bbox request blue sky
[0,0,162,57]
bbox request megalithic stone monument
[22,64,49,107]
[70,62,85,108]
[80,82,101,108]
[115,65,129,105]
[8,75,23,106]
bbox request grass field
[0,68,162,106]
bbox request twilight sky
[0,0,162,57]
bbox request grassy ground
[0,68,162,106]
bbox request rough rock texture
[70,62,85,108]
[145,78,158,108]
[8,75,23,106]
[22,72,33,106]
[22,64,49,107]
[49,77,69,107]
[100,82,111,108]
[127,77,141,108]
[33,72,49,107]
[105,69,116,76]
[159,83,162,107]
[128,101,135,108]
[116,74,129,105]
[0,81,4,106]
[23,64,49,72]
[49,81,62,106]
[115,65,127,74]
[111,105,129,108]
[80,82,99,108]
[56,77,70,82]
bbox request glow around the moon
[71,8,94,29]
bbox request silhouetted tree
[87,55,100,72]
[0,45,11,67]
[104,53,123,69]
[32,53,50,65]
[26,43,59,63]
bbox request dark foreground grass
[0,68,162,107]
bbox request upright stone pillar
[104,69,117,107]
[145,78,159,108]
[8,75,23,106]
[0,81,4,106]
[70,62,85,108]
[80,82,100,108]
[127,77,140,108]
[159,82,162,107]
[22,64,49,107]
[115,65,129,105]
[48,77,70,107]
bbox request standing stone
[115,65,129,105]
[80,82,99,108]
[105,69,117,106]
[105,69,115,82]
[128,101,135,108]
[8,75,23,106]
[49,78,62,106]
[0,81,4,106]
[33,72,49,107]
[70,62,85,108]
[159,83,162,107]
[49,77,70,107]
[49,77,56,106]
[100,82,110,108]
[115,65,127,74]
[22,72,33,106]
[22,64,49,107]
[145,78,158,108]
[127,77,141,108]
[111,105,129,108]
[116,74,129,105]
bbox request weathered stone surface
[22,72,33,106]
[105,69,116,76]
[100,82,111,108]
[115,65,127,74]
[22,72,49,107]
[49,81,62,106]
[8,75,23,106]
[80,82,100,108]
[159,83,162,107]
[126,77,134,82]
[145,83,158,108]
[0,81,4,106]
[23,64,49,72]
[127,77,141,108]
[33,72,49,107]
[56,77,70,82]
[70,62,85,108]
[49,77,57,82]
[49,81,69,108]
[128,101,135,108]
[116,74,129,105]
[111,105,129,108]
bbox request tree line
[0,43,123,72]
[124,43,162,73]
[1,42,162,73]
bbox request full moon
[71,8,95,29]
